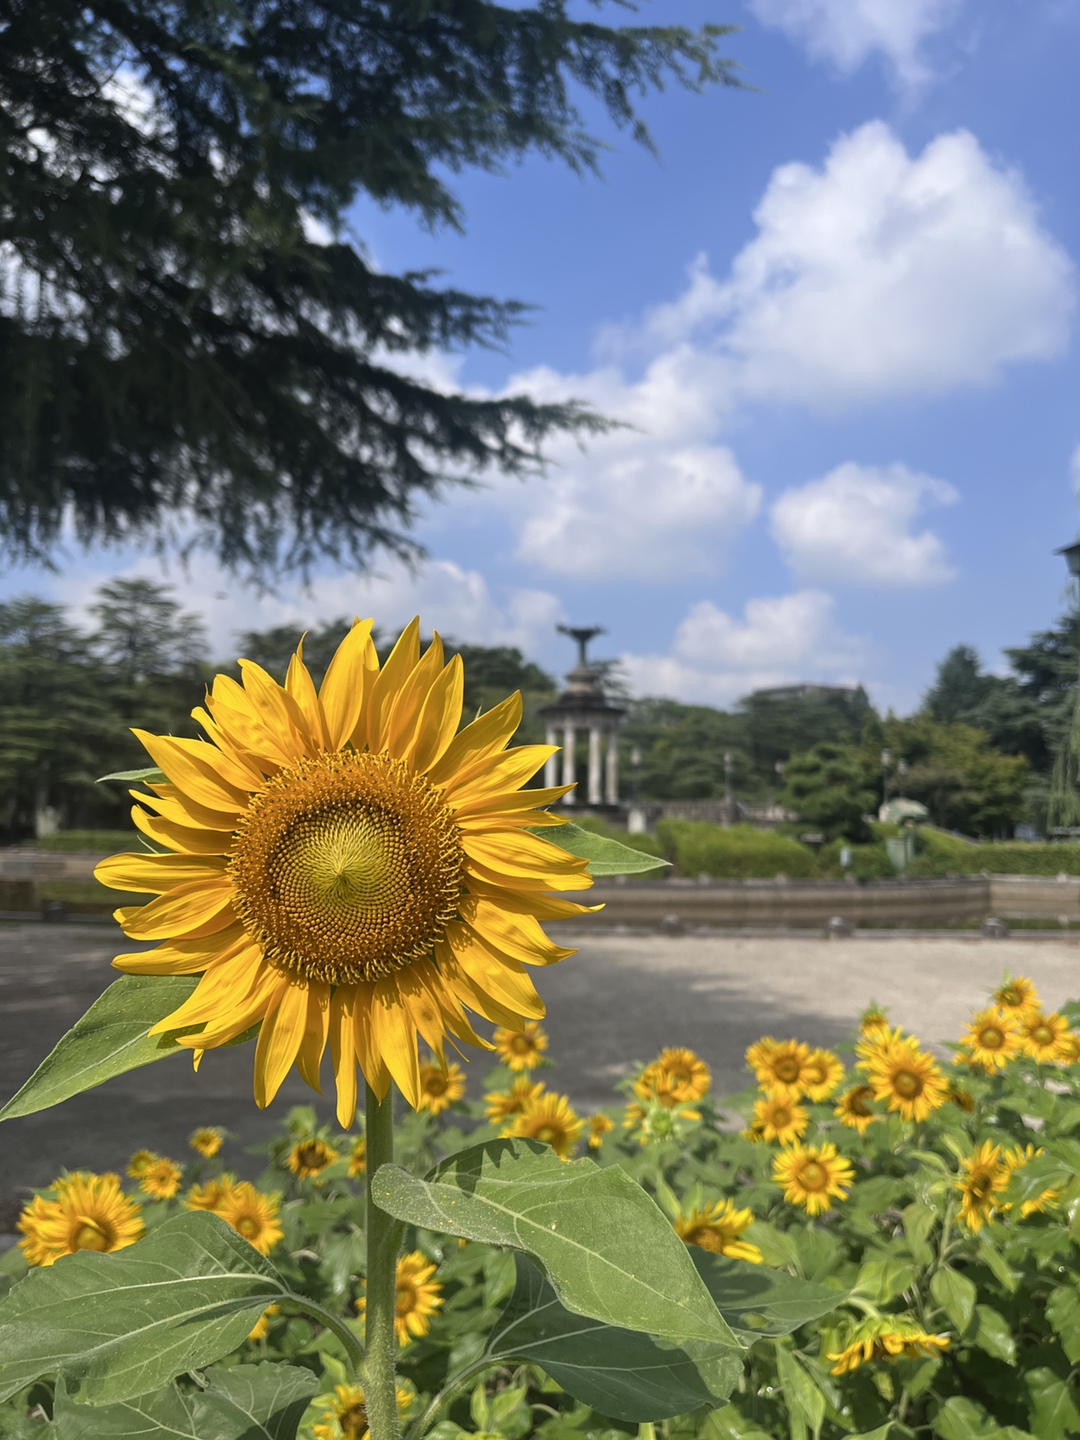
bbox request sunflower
[312,1382,413,1440]
[246,1303,281,1342]
[214,1181,284,1254]
[95,619,594,1126]
[493,1021,549,1072]
[750,1038,815,1100]
[638,1047,711,1104]
[1018,1010,1074,1064]
[185,1173,237,1211]
[17,1172,144,1267]
[509,1092,583,1158]
[863,1033,948,1123]
[347,1137,367,1177]
[417,1060,466,1115]
[632,1066,702,1117]
[802,1047,845,1102]
[358,1250,443,1346]
[287,1137,340,1179]
[858,1004,891,1039]
[739,1117,767,1145]
[834,1084,880,1135]
[587,1113,615,1150]
[189,1126,225,1158]
[675,1200,761,1263]
[752,1094,810,1145]
[139,1157,183,1200]
[126,1149,156,1178]
[961,1007,1021,1072]
[828,1316,950,1375]
[992,974,1040,1018]
[485,1076,545,1126]
[956,1141,1010,1233]
[773,1142,854,1216]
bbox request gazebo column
[588,726,603,804]
[561,724,576,803]
[604,728,619,804]
[544,724,558,789]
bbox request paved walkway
[1,921,1077,1227]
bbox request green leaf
[902,1202,937,1266]
[691,1252,843,1343]
[1026,1367,1080,1440]
[486,1255,741,1423]
[971,1305,1016,1364]
[775,1345,825,1435]
[930,1266,977,1334]
[52,1362,318,1439]
[847,1428,894,1440]
[540,822,668,876]
[1001,1152,1074,1207]
[371,1139,734,1344]
[853,1257,914,1306]
[933,1397,1035,1440]
[0,1213,285,1405]
[97,767,168,785]
[1047,1286,1080,1364]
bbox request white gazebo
[540,626,624,807]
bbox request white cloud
[619,590,866,705]
[749,0,962,86]
[770,461,957,586]
[629,122,1074,412]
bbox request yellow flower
[752,1094,810,1145]
[347,1137,367,1177]
[773,1142,854,1216]
[493,1021,549,1072]
[834,1084,880,1135]
[863,1032,948,1123]
[992,974,1040,1018]
[18,1172,144,1267]
[1018,1010,1074,1064]
[358,1250,443,1346]
[828,1316,949,1375]
[1002,1144,1059,1217]
[632,1066,701,1117]
[802,1048,845,1102]
[858,1004,891,1038]
[949,1084,976,1113]
[287,1137,340,1179]
[748,1038,815,1101]
[739,1117,767,1145]
[214,1181,284,1254]
[956,1141,1011,1233]
[189,1126,225,1158]
[95,619,594,1126]
[637,1047,711,1103]
[139,1157,183,1200]
[961,1007,1021,1072]
[312,1382,413,1440]
[509,1092,583,1158]
[246,1303,281,1341]
[587,1113,615,1150]
[417,1060,466,1115]
[126,1149,157,1178]
[675,1200,761,1263]
[485,1076,545,1126]
[185,1173,237,1211]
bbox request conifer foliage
[0,0,738,575]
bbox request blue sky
[6,0,1080,712]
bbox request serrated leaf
[52,1362,318,1439]
[0,1213,286,1405]
[691,1251,843,1343]
[98,767,168,785]
[486,1255,741,1422]
[540,822,668,876]
[372,1139,733,1344]
[930,1266,976,1334]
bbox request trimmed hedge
[656,820,817,879]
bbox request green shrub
[657,819,817,878]
[19,829,136,852]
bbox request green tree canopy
[0,0,739,577]
[777,741,874,843]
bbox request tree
[0,1,739,577]
[89,578,207,682]
[924,645,995,724]
[739,686,873,784]
[778,742,875,842]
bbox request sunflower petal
[139,787,237,834]
[443,745,556,805]
[462,830,591,888]
[352,984,392,1101]
[238,661,312,759]
[285,641,330,752]
[444,923,546,1019]
[364,617,421,753]
[401,655,464,773]
[112,926,248,976]
[115,879,236,941]
[435,938,526,1030]
[320,618,377,750]
[385,633,445,758]
[190,707,270,787]
[427,692,523,786]
[131,731,249,815]
[459,894,576,967]
[295,982,330,1093]
[254,979,309,1107]
[330,988,360,1127]
[147,942,265,1037]
[94,852,228,894]
[370,977,421,1108]
[131,806,232,855]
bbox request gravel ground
[1,920,1078,1228]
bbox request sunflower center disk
[72,1219,111,1252]
[230,751,464,985]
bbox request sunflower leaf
[0,974,201,1122]
[485,1255,742,1422]
[52,1362,318,1439]
[372,1138,736,1345]
[0,1213,287,1405]
[97,766,168,785]
[691,1251,845,1344]
[538,822,668,875]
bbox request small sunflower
[834,1084,880,1135]
[638,1047,711,1103]
[956,1141,1010,1233]
[752,1094,810,1145]
[992,974,1040,1018]
[632,1066,702,1117]
[510,1092,583,1158]
[185,1173,237,1211]
[675,1200,761,1263]
[750,1038,815,1100]
[17,1172,145,1267]
[126,1149,157,1179]
[139,1157,183,1200]
[417,1060,466,1115]
[214,1181,284,1254]
[348,1137,367,1177]
[1019,1010,1074,1064]
[587,1113,615,1151]
[863,1032,948,1122]
[961,1007,1021,1072]
[801,1047,845,1102]
[493,1021,550,1072]
[287,1137,340,1180]
[485,1076,545,1126]
[828,1316,950,1375]
[95,620,594,1126]
[739,1116,767,1145]
[246,1303,281,1341]
[189,1126,225,1158]
[858,1004,891,1039]
[358,1250,443,1346]
[773,1142,854,1216]
[312,1382,413,1440]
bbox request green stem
[403,1356,502,1440]
[364,1084,404,1440]
[279,1292,364,1376]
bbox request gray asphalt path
[2,921,1078,1227]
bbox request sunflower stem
[364,1083,404,1440]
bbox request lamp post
[881,748,891,808]
[897,759,907,799]
[630,745,642,806]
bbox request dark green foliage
[620,699,751,800]
[0,0,739,577]
[656,820,817,879]
[778,742,875,842]
[739,686,873,782]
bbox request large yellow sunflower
[961,1007,1021,1072]
[1018,1010,1074,1064]
[956,1141,1010,1233]
[675,1200,761,1263]
[862,1032,948,1123]
[772,1142,854,1216]
[751,1094,809,1145]
[18,1172,145,1267]
[637,1047,712,1104]
[749,1038,815,1100]
[358,1250,443,1346]
[992,974,1040,1018]
[95,619,594,1126]
[214,1180,284,1254]
[509,1092,583,1158]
